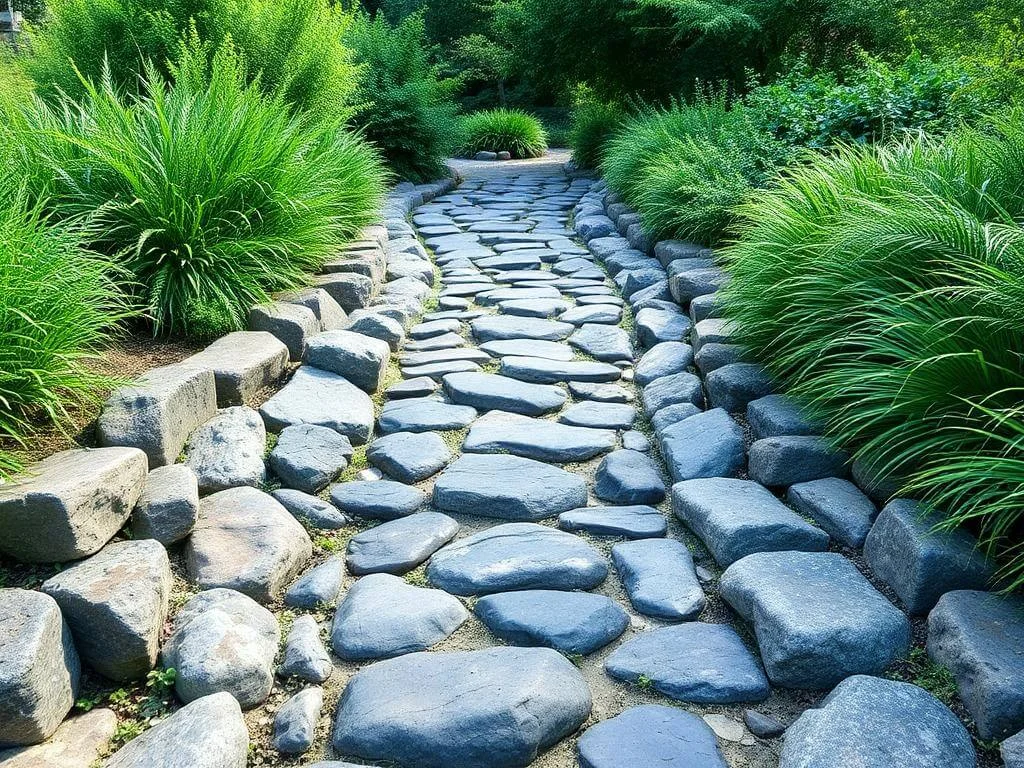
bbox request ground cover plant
[568,96,625,168]
[459,108,548,158]
[721,117,1024,589]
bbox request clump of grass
[569,99,625,169]
[460,109,548,159]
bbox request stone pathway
[4,159,1021,768]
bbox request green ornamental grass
[17,42,386,338]
[460,108,548,159]
[568,99,625,169]
[721,118,1024,589]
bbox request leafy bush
[0,177,127,480]
[721,118,1024,589]
[568,99,625,168]
[459,108,547,158]
[346,12,461,182]
[17,43,386,338]
[601,97,793,244]
[25,0,361,117]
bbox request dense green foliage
[15,44,385,337]
[347,13,462,181]
[568,98,624,168]
[721,120,1024,588]
[25,0,361,117]
[459,108,547,158]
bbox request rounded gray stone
[284,556,345,609]
[612,538,706,620]
[330,480,426,520]
[271,488,349,529]
[378,397,477,433]
[279,615,332,683]
[269,424,353,494]
[559,401,636,430]
[559,505,666,539]
[366,431,452,483]
[346,512,460,575]
[132,464,200,545]
[578,705,728,768]
[443,371,567,416]
[462,411,616,463]
[635,342,695,386]
[594,449,665,505]
[499,356,621,384]
[273,687,322,755]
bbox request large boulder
[0,590,80,747]
[0,708,116,768]
[97,363,217,467]
[331,647,592,768]
[248,301,320,361]
[184,331,289,406]
[259,366,375,444]
[185,487,312,602]
[305,330,391,394]
[131,464,200,545]
[780,675,975,768]
[105,692,249,768]
[161,589,279,708]
[0,447,147,563]
[41,540,171,681]
[184,406,267,494]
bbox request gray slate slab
[346,513,460,575]
[366,431,451,483]
[500,356,622,384]
[463,411,615,462]
[443,371,567,416]
[559,505,666,539]
[635,342,694,386]
[642,372,704,414]
[559,401,636,429]
[471,315,574,342]
[329,480,426,520]
[569,324,635,363]
[595,449,665,505]
[260,367,374,444]
[378,397,477,433]
[612,539,706,620]
[787,478,877,548]
[578,706,727,768]
[659,409,746,483]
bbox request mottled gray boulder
[132,464,200,545]
[605,623,769,704]
[331,647,592,768]
[651,402,702,433]
[673,478,828,566]
[705,363,772,413]
[0,590,79,747]
[475,590,628,655]
[105,692,248,768]
[314,272,374,313]
[689,292,721,323]
[748,435,848,487]
[779,676,974,768]
[641,372,704,414]
[331,574,468,660]
[279,614,332,683]
[185,331,289,406]
[927,590,1024,739]
[346,310,405,351]
[612,539,705,621]
[186,487,312,602]
[864,499,995,615]
[569,324,635,363]
[622,430,650,451]
[787,478,877,548]
[635,342,694,386]
[463,411,616,463]
[278,286,348,332]
[0,707,117,768]
[366,431,451,483]
[578,705,728,768]
[305,329,391,394]
[659,409,746,483]
[747,394,817,439]
[694,342,745,374]
[284,557,345,609]
[595,449,665,505]
[330,480,426,520]
[162,589,278,708]
[346,513,460,575]
[559,505,666,539]
[433,454,587,521]
[427,522,608,595]
[272,489,349,529]
[635,307,691,348]
[248,301,319,361]
[0,447,147,563]
[378,396,477,433]
[720,551,911,688]
[269,424,353,494]
[443,371,567,416]
[1003,730,1024,768]
[669,266,727,306]
[97,363,217,467]
[559,401,636,429]
[260,366,375,444]
[185,406,267,494]
[273,687,322,755]
[41,540,170,681]
[693,318,737,353]
[471,315,574,342]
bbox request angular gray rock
[787,478,877,548]
[279,286,348,332]
[331,647,592,768]
[314,272,374,313]
[272,488,349,529]
[635,342,694,386]
[248,301,319,361]
[386,376,439,399]
[443,371,567,416]
[475,590,628,655]
[695,342,745,374]
[651,402,702,433]
[622,430,650,451]
[260,366,375,444]
[594,449,665,505]
[0,447,147,563]
[366,431,451,482]
[779,676,975,768]
[0,589,80,747]
[284,556,345,609]
[132,464,200,545]
[185,331,289,406]
[1003,730,1024,768]
[433,454,587,521]
[330,480,426,520]
[427,522,608,595]
[0,707,117,768]
[185,406,267,494]
[927,590,1024,739]
[186,487,312,602]
[559,505,666,539]
[269,424,353,494]
[346,512,460,575]
[748,435,848,487]
[673,478,829,566]
[747,394,817,439]
[720,551,911,688]
[659,409,746,483]
[578,705,728,768]
[864,499,994,615]
[97,363,217,467]
[705,362,773,413]
[378,396,477,433]
[635,307,691,348]
[471,315,574,342]
[305,329,391,394]
[605,623,770,704]
[346,310,405,351]
[463,411,615,463]
[330,574,468,660]
[559,401,636,429]
[568,323,635,363]
[641,371,704,414]
[612,539,706,621]
[279,614,332,683]
[273,687,322,755]
[41,540,171,681]
[500,356,622,384]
